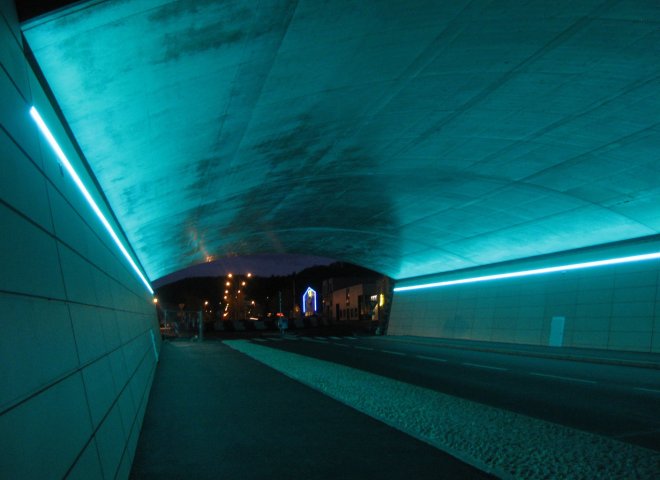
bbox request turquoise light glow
[394,252,660,292]
[29,106,154,294]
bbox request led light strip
[29,106,154,294]
[394,251,660,292]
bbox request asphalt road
[250,334,660,451]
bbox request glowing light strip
[394,251,660,292]
[29,106,154,294]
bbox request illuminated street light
[228,273,233,278]
[247,273,252,278]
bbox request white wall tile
[614,286,657,303]
[59,244,99,305]
[95,404,126,479]
[576,288,612,304]
[0,373,92,479]
[571,315,607,332]
[48,184,92,259]
[70,303,107,364]
[608,331,652,351]
[578,273,614,291]
[82,356,117,429]
[0,293,78,409]
[0,0,21,44]
[609,315,652,333]
[0,20,28,99]
[0,71,42,166]
[65,439,103,480]
[571,330,608,349]
[101,309,122,351]
[0,130,52,229]
[115,450,133,480]
[0,204,66,298]
[0,5,158,477]
[93,269,115,309]
[611,301,655,319]
[652,332,660,353]
[108,348,130,392]
[514,329,541,345]
[575,302,611,318]
[615,268,658,287]
[116,387,136,442]
[394,258,658,347]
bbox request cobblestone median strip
[225,340,660,480]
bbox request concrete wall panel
[0,293,78,409]
[82,356,118,429]
[0,4,159,478]
[0,70,41,164]
[66,439,104,480]
[0,129,52,229]
[70,304,107,364]
[0,204,65,298]
[0,373,92,479]
[390,240,660,353]
[96,403,126,479]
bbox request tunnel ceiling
[21,0,660,282]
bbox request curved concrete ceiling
[22,0,660,282]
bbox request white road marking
[634,387,660,395]
[356,346,375,351]
[415,355,447,363]
[462,362,507,371]
[381,349,406,356]
[329,336,342,340]
[529,372,596,384]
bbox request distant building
[333,282,377,321]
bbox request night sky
[152,254,336,288]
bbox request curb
[378,336,660,370]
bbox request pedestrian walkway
[130,340,494,479]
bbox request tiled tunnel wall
[1,2,160,478]
[390,240,660,353]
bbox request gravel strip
[225,340,660,479]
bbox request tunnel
[2,0,660,478]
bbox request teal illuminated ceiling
[21,0,660,282]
